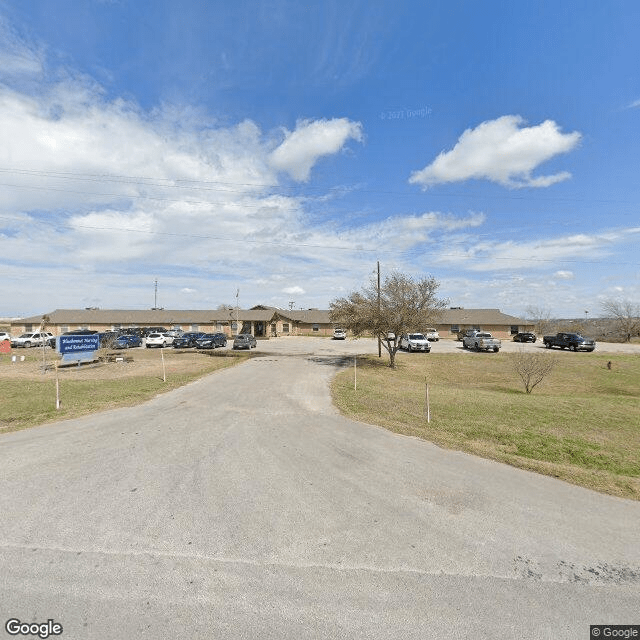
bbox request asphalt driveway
[0,351,638,639]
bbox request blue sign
[58,335,100,354]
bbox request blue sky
[1,0,639,318]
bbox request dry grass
[0,346,249,433]
[332,352,640,500]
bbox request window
[312,324,319,332]
[282,323,290,333]
[450,325,459,333]
[191,324,199,331]
[231,322,237,331]
[61,326,70,333]
[25,324,33,332]
[510,325,519,335]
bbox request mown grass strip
[0,351,249,434]
[331,352,640,500]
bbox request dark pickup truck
[543,333,596,352]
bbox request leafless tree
[601,298,640,343]
[330,272,448,368]
[511,350,557,394]
[524,305,554,336]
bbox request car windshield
[409,334,425,340]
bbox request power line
[0,166,639,206]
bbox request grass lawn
[332,352,640,500]
[0,347,249,434]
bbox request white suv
[400,333,431,352]
[11,332,54,348]
[0,332,11,342]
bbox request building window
[312,324,319,332]
[217,322,224,331]
[510,325,519,335]
[450,325,459,333]
[25,324,33,332]
[282,323,290,333]
[61,326,70,333]
[231,322,237,331]
[191,324,199,331]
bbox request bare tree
[511,350,557,394]
[524,305,554,336]
[601,298,640,343]
[330,272,448,368]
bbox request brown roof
[15,307,527,327]
[438,308,527,325]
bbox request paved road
[1,352,638,639]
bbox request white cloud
[282,286,305,295]
[554,270,574,279]
[626,99,640,109]
[269,118,363,181]
[409,115,581,189]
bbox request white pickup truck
[462,330,501,352]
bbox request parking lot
[252,335,640,356]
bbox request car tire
[408,344,413,352]
[24,341,31,348]
[493,347,499,353]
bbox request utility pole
[235,288,240,336]
[377,260,381,358]
[153,279,158,310]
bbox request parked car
[114,334,142,349]
[424,328,440,341]
[333,328,347,340]
[142,326,168,337]
[145,332,173,348]
[194,333,227,349]
[172,332,206,348]
[462,330,501,352]
[10,332,54,348]
[543,333,595,352]
[0,332,11,342]
[513,332,537,343]
[232,334,257,350]
[399,333,431,352]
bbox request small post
[425,382,430,423]
[354,355,357,391]
[55,363,61,409]
[161,348,166,382]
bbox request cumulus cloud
[283,286,305,295]
[554,270,574,279]
[269,118,363,181]
[409,115,581,189]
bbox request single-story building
[10,306,532,340]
